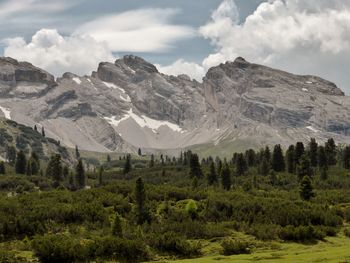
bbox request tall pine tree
[135,177,149,225]
[207,161,217,186]
[271,144,285,172]
[286,145,296,174]
[123,154,132,174]
[309,138,318,167]
[221,163,231,190]
[325,138,337,166]
[75,159,85,189]
[15,150,26,174]
[300,176,315,201]
[189,153,203,178]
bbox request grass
[161,234,350,263]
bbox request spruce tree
[15,150,26,174]
[221,163,231,190]
[271,144,285,172]
[259,156,270,176]
[309,138,318,167]
[6,145,16,165]
[123,154,131,174]
[112,212,123,237]
[62,166,69,179]
[295,142,305,165]
[286,145,296,173]
[34,125,38,132]
[46,154,62,185]
[75,145,80,159]
[107,154,111,163]
[296,153,312,180]
[75,159,85,189]
[300,176,315,201]
[217,159,223,177]
[98,166,104,186]
[342,146,350,169]
[189,153,203,178]
[245,149,256,167]
[0,161,5,175]
[138,148,142,156]
[235,153,247,176]
[318,146,328,169]
[207,161,217,186]
[41,126,45,137]
[135,177,149,225]
[325,138,337,165]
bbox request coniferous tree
[296,153,312,180]
[295,142,305,165]
[264,146,271,164]
[123,154,131,174]
[342,146,350,169]
[325,138,337,165]
[34,125,38,132]
[300,176,315,201]
[41,126,45,137]
[221,163,231,190]
[235,153,247,176]
[75,159,85,189]
[46,154,62,185]
[217,159,223,177]
[138,148,142,156]
[271,144,285,172]
[6,145,16,165]
[25,160,32,175]
[112,212,123,237]
[207,161,217,186]
[62,166,69,179]
[0,161,5,175]
[98,166,104,186]
[189,153,203,178]
[15,150,26,174]
[75,145,80,159]
[259,156,270,176]
[286,145,296,173]
[309,138,318,167]
[107,154,111,163]
[135,177,149,225]
[245,149,256,167]
[318,146,328,169]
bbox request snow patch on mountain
[73,77,81,85]
[104,109,182,133]
[307,126,319,133]
[0,106,11,120]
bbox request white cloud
[3,29,115,77]
[0,0,78,18]
[74,8,194,53]
[198,0,350,93]
[157,59,206,81]
[161,0,350,93]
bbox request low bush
[221,238,252,255]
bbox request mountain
[0,55,349,155]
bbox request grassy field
[164,234,350,263]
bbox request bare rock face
[0,55,349,155]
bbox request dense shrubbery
[32,234,150,263]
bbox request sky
[1,0,350,94]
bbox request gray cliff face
[0,55,349,154]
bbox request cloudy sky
[1,0,350,94]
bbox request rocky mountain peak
[120,55,158,74]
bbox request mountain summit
[0,56,349,154]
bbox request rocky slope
[0,55,349,154]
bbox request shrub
[150,231,201,257]
[279,225,325,242]
[344,228,350,238]
[221,238,251,255]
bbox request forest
[1,137,350,262]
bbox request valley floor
[165,234,350,263]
